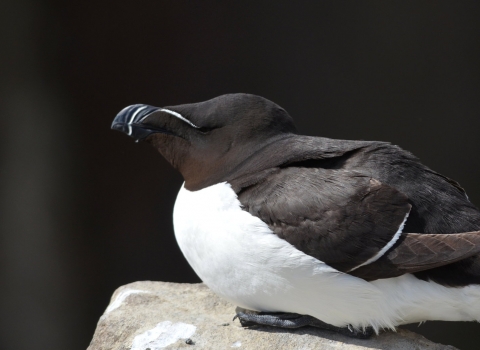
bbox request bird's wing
[233,167,480,280]
[349,232,480,280]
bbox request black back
[229,136,480,286]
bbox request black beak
[111,104,163,141]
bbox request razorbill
[112,93,480,338]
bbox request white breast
[172,182,480,331]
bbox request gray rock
[88,281,457,350]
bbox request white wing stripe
[348,211,410,272]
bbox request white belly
[172,182,480,330]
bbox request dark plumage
[229,143,480,284]
[112,93,480,287]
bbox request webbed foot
[233,311,374,339]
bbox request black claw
[234,312,261,327]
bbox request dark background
[1,1,479,349]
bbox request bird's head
[112,93,297,190]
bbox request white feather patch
[172,182,480,330]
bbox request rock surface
[88,281,457,350]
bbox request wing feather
[233,167,480,281]
[350,232,480,280]
[235,167,412,273]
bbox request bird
[112,93,480,338]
